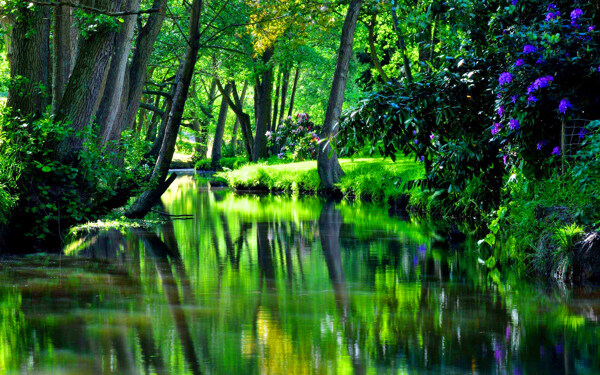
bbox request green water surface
[0,175,598,374]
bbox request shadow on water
[0,176,598,374]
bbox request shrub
[484,121,600,276]
[267,113,322,161]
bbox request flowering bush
[491,1,600,174]
[266,113,322,162]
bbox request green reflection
[0,176,597,374]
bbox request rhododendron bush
[337,0,600,213]
[266,113,322,162]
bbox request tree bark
[96,0,141,146]
[210,83,231,170]
[253,47,274,161]
[52,3,72,111]
[126,0,203,219]
[6,4,50,119]
[55,0,125,163]
[317,0,363,190]
[287,66,300,117]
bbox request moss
[218,157,425,204]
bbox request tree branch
[24,1,161,16]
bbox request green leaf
[42,166,52,173]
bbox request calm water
[0,175,598,374]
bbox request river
[0,175,598,374]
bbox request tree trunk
[122,0,169,133]
[287,66,300,117]
[391,1,413,83]
[55,0,125,163]
[126,0,203,219]
[96,0,141,146]
[52,3,72,111]
[317,0,363,190]
[211,83,231,170]
[6,4,50,118]
[146,78,176,159]
[253,47,274,161]
[217,79,254,161]
[228,81,248,153]
[278,66,290,129]
[271,68,281,131]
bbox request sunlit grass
[219,157,425,203]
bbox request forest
[0,0,599,373]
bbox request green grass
[218,157,425,203]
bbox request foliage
[483,120,600,276]
[489,1,600,176]
[338,60,503,215]
[0,112,149,240]
[267,113,321,162]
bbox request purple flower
[589,26,596,32]
[414,139,419,144]
[515,59,524,67]
[412,130,417,135]
[546,12,557,21]
[552,146,561,156]
[558,99,572,114]
[491,122,503,135]
[571,8,584,21]
[419,155,424,162]
[511,0,517,5]
[497,93,502,99]
[503,155,509,165]
[509,118,520,130]
[536,57,545,64]
[523,44,537,54]
[536,141,545,150]
[499,72,513,86]
[578,128,588,139]
[598,65,600,72]
[498,105,505,117]
[278,153,285,159]
[528,95,538,103]
[430,134,435,140]
[527,76,553,93]
[511,95,519,103]
[547,4,556,11]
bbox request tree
[318,0,363,189]
[126,0,204,219]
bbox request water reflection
[0,176,598,374]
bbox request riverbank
[216,157,425,207]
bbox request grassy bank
[218,157,425,203]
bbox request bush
[489,1,600,176]
[0,110,149,240]
[267,113,322,161]
[484,121,600,276]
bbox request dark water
[0,176,598,374]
